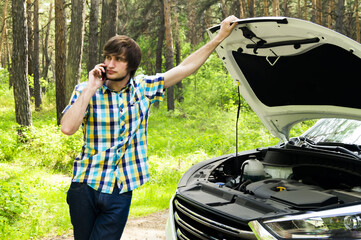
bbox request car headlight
[249,204,361,239]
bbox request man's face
[104,54,129,80]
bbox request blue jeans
[67,182,132,240]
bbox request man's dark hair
[103,35,142,78]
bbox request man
[61,15,238,240]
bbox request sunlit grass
[0,163,71,239]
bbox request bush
[12,125,82,174]
[0,164,71,239]
[0,68,9,85]
[0,181,31,225]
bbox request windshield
[302,118,361,145]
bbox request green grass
[0,163,70,239]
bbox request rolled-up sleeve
[62,82,88,114]
[140,73,165,104]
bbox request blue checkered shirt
[63,74,164,194]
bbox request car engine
[207,145,361,213]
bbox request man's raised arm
[163,15,238,88]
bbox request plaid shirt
[63,74,164,194]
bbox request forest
[2,0,361,127]
[0,0,360,239]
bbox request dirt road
[42,209,169,240]
[121,209,169,240]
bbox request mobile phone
[102,67,107,80]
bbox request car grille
[173,196,257,240]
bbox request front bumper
[166,194,177,240]
[166,193,256,240]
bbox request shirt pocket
[122,95,150,134]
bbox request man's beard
[108,72,129,82]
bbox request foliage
[0,177,32,227]
[0,119,82,174]
[181,54,239,110]
[0,68,9,85]
[12,124,82,173]
[28,75,49,90]
[289,120,318,138]
[0,164,70,239]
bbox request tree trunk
[356,0,360,42]
[55,0,67,125]
[273,0,280,16]
[42,3,53,83]
[187,0,197,50]
[264,0,269,16]
[11,0,32,127]
[248,0,254,17]
[33,0,42,110]
[65,0,86,103]
[0,0,9,66]
[239,0,246,18]
[164,0,174,111]
[220,0,229,19]
[317,0,322,24]
[156,0,164,74]
[87,0,100,73]
[119,0,130,33]
[4,23,11,72]
[297,0,301,18]
[204,6,212,29]
[99,0,118,62]
[335,0,345,34]
[327,0,334,29]
[311,0,316,22]
[50,56,56,83]
[312,0,322,24]
[27,0,34,99]
[304,0,307,20]
[153,0,165,109]
[283,0,289,16]
[173,0,183,103]
[27,0,33,77]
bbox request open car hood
[208,17,361,141]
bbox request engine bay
[206,146,361,212]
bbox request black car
[166,17,361,240]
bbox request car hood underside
[207,17,361,140]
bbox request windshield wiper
[316,142,361,152]
[298,137,361,160]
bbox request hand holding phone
[102,67,107,80]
